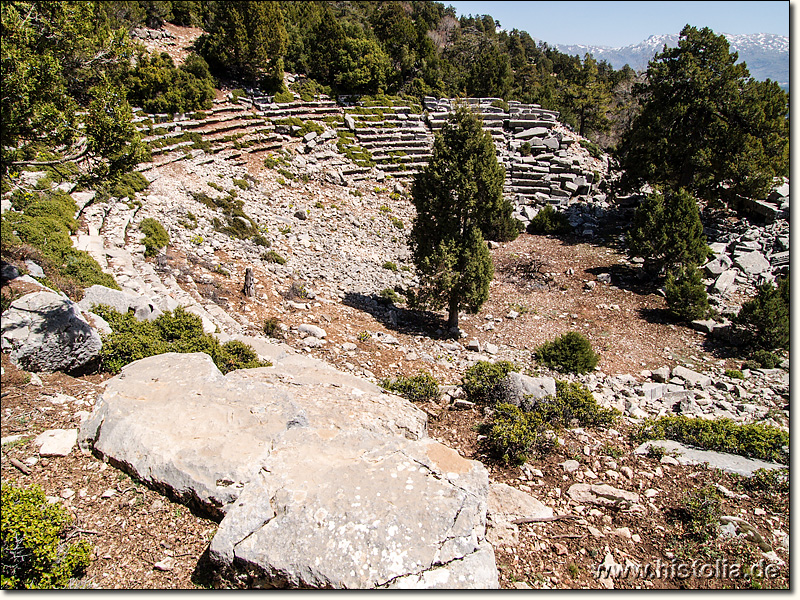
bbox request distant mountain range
[554,33,789,89]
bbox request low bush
[481,381,617,464]
[526,205,572,235]
[734,275,789,350]
[262,250,286,265]
[378,288,403,305]
[126,51,215,115]
[632,415,788,464]
[743,349,781,370]
[579,138,603,160]
[1,483,92,589]
[724,369,744,380]
[536,381,618,429]
[139,218,169,257]
[92,305,270,374]
[519,141,532,157]
[682,485,722,542]
[461,360,518,404]
[382,261,398,271]
[381,372,439,403]
[665,264,709,321]
[480,403,545,464]
[490,99,509,112]
[1,190,119,295]
[273,88,294,103]
[262,317,280,337]
[534,331,599,374]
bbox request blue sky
[445,1,790,47]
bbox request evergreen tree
[410,105,514,331]
[200,1,287,88]
[465,41,513,99]
[626,188,709,275]
[617,25,789,201]
[1,1,144,179]
[665,264,709,322]
[562,54,611,138]
[735,275,789,350]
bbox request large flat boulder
[211,428,494,589]
[634,440,786,477]
[1,291,102,373]
[79,351,497,588]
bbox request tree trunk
[243,267,255,297]
[447,294,459,332]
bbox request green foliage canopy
[199,1,287,88]
[617,25,789,200]
[1,1,146,179]
[626,188,709,275]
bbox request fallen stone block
[79,352,497,588]
[1,291,102,373]
[634,440,786,477]
[35,429,78,457]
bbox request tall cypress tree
[410,105,517,331]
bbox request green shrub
[232,178,249,191]
[534,331,599,374]
[92,305,270,374]
[519,141,532,157]
[632,415,788,464]
[2,191,119,295]
[537,381,619,429]
[381,372,439,403]
[724,369,744,379]
[665,264,709,321]
[682,485,722,542]
[626,188,709,276]
[262,317,280,337]
[579,138,603,159]
[461,360,518,404]
[250,233,269,247]
[126,51,215,114]
[1,483,92,589]
[379,288,403,304]
[743,349,781,370]
[734,276,789,350]
[390,216,404,229]
[526,205,572,235]
[480,403,544,464]
[382,261,398,272]
[273,88,294,103]
[139,218,169,257]
[480,381,617,464]
[490,99,509,111]
[741,467,789,494]
[108,171,150,200]
[738,467,789,513]
[262,250,286,265]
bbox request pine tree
[618,25,789,201]
[200,1,287,87]
[626,188,709,275]
[410,105,516,331]
[562,54,611,138]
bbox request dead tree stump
[243,267,255,297]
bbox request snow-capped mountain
[555,33,788,88]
